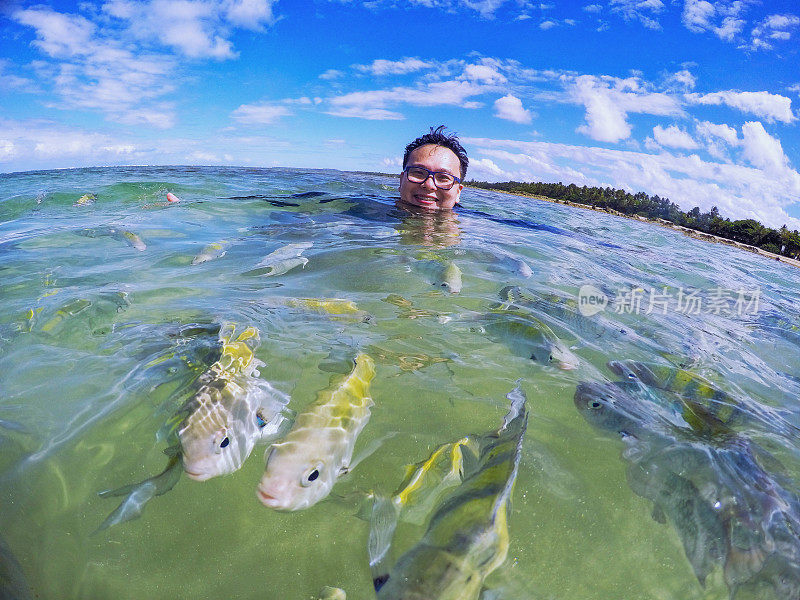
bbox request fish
[367,437,473,572]
[79,226,146,251]
[98,323,291,530]
[496,285,609,341]
[412,259,463,294]
[254,242,313,275]
[191,241,229,265]
[257,353,376,511]
[111,227,146,251]
[574,380,800,598]
[607,360,798,438]
[74,193,96,206]
[369,382,528,600]
[316,587,346,600]
[285,298,373,323]
[382,294,446,321]
[478,309,579,370]
[166,192,180,203]
[39,298,91,333]
[0,535,32,600]
[256,256,308,276]
[175,323,292,481]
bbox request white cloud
[695,120,740,158]
[652,125,699,150]
[222,0,277,29]
[741,121,789,173]
[231,103,292,124]
[462,63,507,84]
[463,135,800,229]
[748,14,800,51]
[696,120,740,146]
[0,140,17,160]
[583,4,603,13]
[539,20,557,29]
[610,0,664,29]
[681,0,747,40]
[666,69,696,91]
[320,69,344,80]
[571,75,683,143]
[104,0,236,59]
[0,119,141,166]
[355,58,433,76]
[13,8,96,58]
[382,156,403,170]
[325,79,494,120]
[405,0,509,18]
[687,90,796,124]
[470,157,514,179]
[493,94,533,124]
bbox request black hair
[402,125,468,180]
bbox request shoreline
[484,188,800,270]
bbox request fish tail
[367,495,401,582]
[502,380,528,431]
[95,452,183,533]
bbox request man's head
[399,126,468,211]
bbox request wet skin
[399,145,463,212]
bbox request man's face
[399,144,463,211]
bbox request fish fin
[95,454,183,533]
[651,503,666,524]
[502,380,527,430]
[367,495,400,584]
[373,574,389,592]
[348,431,400,472]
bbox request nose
[419,174,437,190]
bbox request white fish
[74,193,96,206]
[412,259,463,294]
[98,323,291,531]
[255,242,312,268]
[110,227,146,251]
[257,256,308,277]
[177,324,292,481]
[257,354,376,511]
[192,241,229,265]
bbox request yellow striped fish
[97,323,291,531]
[370,383,528,599]
[257,354,376,511]
[177,323,291,481]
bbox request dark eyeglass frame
[403,166,462,191]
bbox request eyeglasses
[403,166,461,191]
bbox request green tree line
[467,179,800,260]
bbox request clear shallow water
[0,166,799,599]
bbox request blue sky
[2,0,799,228]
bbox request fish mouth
[257,488,281,507]
[184,469,209,481]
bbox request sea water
[0,166,799,599]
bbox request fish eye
[589,400,602,410]
[549,355,554,362]
[220,437,230,448]
[301,462,324,487]
[256,410,267,429]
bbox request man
[399,126,468,212]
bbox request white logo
[578,284,607,316]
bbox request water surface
[1,166,799,599]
